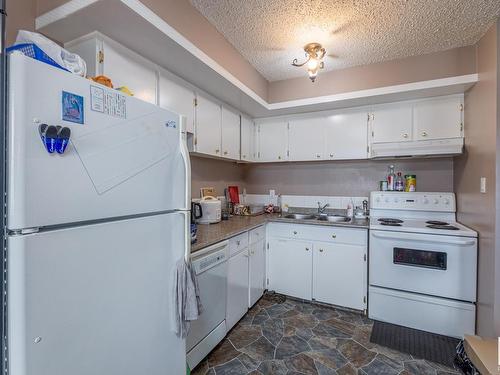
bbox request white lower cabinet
[249,239,266,307]
[226,248,250,331]
[268,238,313,300]
[313,242,367,310]
[267,223,367,311]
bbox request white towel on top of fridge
[174,259,203,338]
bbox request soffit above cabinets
[36,0,478,118]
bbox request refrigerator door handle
[179,115,191,210]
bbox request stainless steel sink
[283,213,317,220]
[317,215,351,223]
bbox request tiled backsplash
[240,194,368,210]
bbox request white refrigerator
[6,53,190,375]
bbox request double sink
[282,213,351,223]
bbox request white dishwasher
[186,241,228,370]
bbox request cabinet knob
[329,153,334,158]
[331,234,337,239]
[242,154,246,158]
[293,231,297,235]
[402,133,408,138]
[236,240,240,246]
[421,131,428,137]
[223,151,228,155]
[319,248,324,252]
[316,154,321,158]
[305,247,310,251]
[251,250,255,255]
[215,149,220,153]
[278,156,282,160]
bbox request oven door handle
[371,231,476,246]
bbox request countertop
[191,213,369,253]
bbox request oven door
[369,230,477,302]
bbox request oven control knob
[434,198,439,204]
[394,198,399,203]
[444,198,450,205]
[423,198,429,204]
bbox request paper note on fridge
[71,111,176,194]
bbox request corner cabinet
[241,116,255,161]
[267,223,368,311]
[221,107,241,160]
[267,238,313,300]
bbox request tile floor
[192,293,462,375]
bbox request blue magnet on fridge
[39,124,58,153]
[55,126,71,154]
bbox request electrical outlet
[269,189,275,198]
[480,177,486,193]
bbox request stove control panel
[370,192,456,212]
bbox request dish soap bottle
[387,165,396,191]
[395,172,405,191]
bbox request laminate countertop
[191,213,369,254]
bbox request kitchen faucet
[317,202,329,214]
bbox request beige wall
[243,159,454,197]
[190,156,245,199]
[6,0,36,45]
[268,46,477,103]
[454,23,498,337]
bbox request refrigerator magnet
[62,91,84,124]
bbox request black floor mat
[370,321,460,368]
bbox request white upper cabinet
[371,103,413,143]
[257,121,288,162]
[288,117,325,161]
[101,40,157,105]
[195,94,222,156]
[159,71,195,133]
[413,96,463,140]
[241,116,255,161]
[221,107,240,160]
[325,110,369,160]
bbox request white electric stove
[368,191,477,338]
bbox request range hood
[370,138,464,159]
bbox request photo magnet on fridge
[62,91,84,124]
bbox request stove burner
[426,220,449,225]
[378,218,404,224]
[380,222,402,227]
[426,224,459,230]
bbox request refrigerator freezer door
[7,54,189,230]
[8,212,187,375]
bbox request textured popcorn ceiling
[190,0,500,82]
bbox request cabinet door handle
[421,131,427,137]
[319,248,324,252]
[331,234,337,239]
[236,240,240,246]
[250,250,255,255]
[278,156,282,160]
[293,231,297,235]
[242,154,246,158]
[402,133,408,138]
[305,247,310,251]
[215,149,220,153]
[316,154,321,158]
[223,151,228,155]
[329,153,334,158]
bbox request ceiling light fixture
[292,42,326,82]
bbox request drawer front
[267,223,367,246]
[228,232,249,257]
[249,225,265,244]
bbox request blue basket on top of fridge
[7,30,87,77]
[6,43,69,72]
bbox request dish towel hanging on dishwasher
[174,259,203,338]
